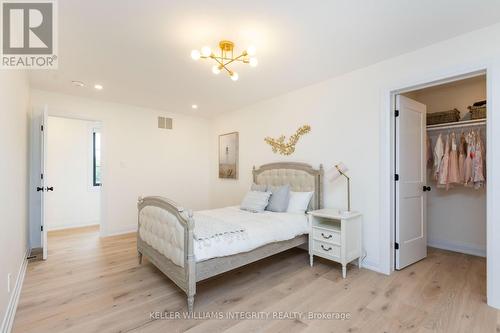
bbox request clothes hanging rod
[427,119,486,131]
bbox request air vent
[158,116,173,130]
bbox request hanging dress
[438,134,450,188]
[433,134,444,181]
[458,132,467,184]
[447,132,460,187]
[473,130,486,189]
[464,131,475,187]
[426,135,434,169]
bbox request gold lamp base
[219,40,234,52]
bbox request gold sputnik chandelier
[191,40,258,81]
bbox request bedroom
[1,1,500,332]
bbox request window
[93,130,102,186]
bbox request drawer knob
[321,233,333,239]
[320,244,332,251]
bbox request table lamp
[331,162,351,214]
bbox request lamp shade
[331,162,349,181]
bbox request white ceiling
[29,0,500,117]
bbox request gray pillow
[251,183,268,192]
[240,191,272,213]
[266,185,290,212]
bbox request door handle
[36,187,44,192]
[423,186,431,192]
[46,187,54,192]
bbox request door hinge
[41,125,44,131]
[395,174,399,181]
[395,110,400,117]
[395,242,400,250]
[41,225,44,231]
[41,173,44,180]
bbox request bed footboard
[137,196,196,312]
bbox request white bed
[137,162,323,312]
[194,206,309,261]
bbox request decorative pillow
[240,191,272,213]
[266,185,290,212]
[251,183,268,192]
[286,191,314,213]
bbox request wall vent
[158,116,173,130]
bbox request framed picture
[219,132,239,179]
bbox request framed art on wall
[219,132,239,179]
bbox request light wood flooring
[12,226,500,333]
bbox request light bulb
[230,72,239,81]
[191,50,201,60]
[246,45,256,56]
[201,46,212,57]
[212,65,221,75]
[249,57,258,67]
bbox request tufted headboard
[252,162,324,211]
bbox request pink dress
[458,133,467,183]
[447,132,460,187]
[438,134,450,188]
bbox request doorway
[29,109,104,261]
[45,116,102,232]
[393,74,487,275]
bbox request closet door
[395,95,427,269]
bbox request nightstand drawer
[312,240,341,259]
[312,227,340,244]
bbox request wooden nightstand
[308,209,363,278]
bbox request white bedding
[193,206,309,262]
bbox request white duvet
[193,206,309,262]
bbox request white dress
[433,134,444,181]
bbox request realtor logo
[1,0,57,68]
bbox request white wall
[46,117,101,230]
[0,71,30,332]
[406,75,486,117]
[209,23,500,307]
[406,77,487,256]
[30,90,212,239]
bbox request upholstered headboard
[252,162,324,211]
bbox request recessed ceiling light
[94,84,103,90]
[71,80,85,87]
[191,104,198,109]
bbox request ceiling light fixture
[94,84,103,90]
[191,40,257,81]
[191,104,198,109]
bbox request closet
[396,74,487,269]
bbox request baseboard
[1,248,29,333]
[48,221,99,231]
[360,259,380,273]
[103,226,137,237]
[427,239,486,257]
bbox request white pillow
[286,191,314,213]
[240,191,272,213]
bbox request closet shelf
[427,119,486,131]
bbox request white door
[30,106,49,260]
[395,95,427,269]
[40,106,49,260]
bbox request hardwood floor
[12,226,500,333]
